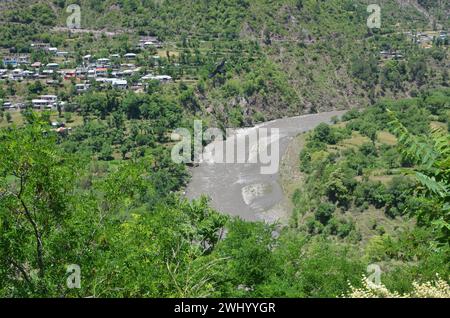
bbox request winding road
[186,110,346,223]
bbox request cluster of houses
[0,37,169,130]
[137,36,163,50]
[2,43,69,67]
[2,55,31,67]
[2,47,172,86]
[378,30,448,61]
[1,42,71,82]
[1,37,176,111]
[73,53,173,92]
[0,62,66,82]
[2,94,63,111]
[31,42,70,57]
[406,30,449,49]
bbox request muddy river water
[185,110,345,224]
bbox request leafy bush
[315,203,335,225]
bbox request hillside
[0,0,449,299]
[0,0,448,124]
[287,88,450,244]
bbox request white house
[141,74,154,80]
[22,70,35,78]
[143,41,156,48]
[142,74,173,83]
[75,83,91,93]
[46,63,60,69]
[87,69,96,78]
[32,95,58,109]
[0,69,8,79]
[120,63,135,70]
[3,102,13,110]
[112,79,127,89]
[17,55,30,65]
[32,99,52,109]
[10,69,24,81]
[124,53,137,60]
[122,69,134,76]
[83,55,92,64]
[97,58,110,66]
[41,95,58,104]
[40,69,54,78]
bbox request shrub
[64,112,73,123]
[360,142,377,157]
[315,203,335,225]
[5,112,12,123]
[312,123,338,144]
[342,109,360,121]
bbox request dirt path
[51,27,126,37]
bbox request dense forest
[0,0,449,298]
[1,90,449,297]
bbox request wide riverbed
[185,110,345,223]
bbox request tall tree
[0,119,74,293]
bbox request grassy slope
[280,125,417,246]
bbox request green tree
[212,220,276,296]
[389,110,449,242]
[325,168,355,209]
[0,120,74,293]
[315,203,335,225]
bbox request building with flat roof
[31,43,50,50]
[124,53,137,60]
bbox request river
[185,110,346,224]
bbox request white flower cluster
[345,274,450,298]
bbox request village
[377,29,448,61]
[407,29,448,49]
[1,27,448,112]
[0,36,174,112]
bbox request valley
[0,0,448,299]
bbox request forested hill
[0,0,449,122]
[2,0,448,33]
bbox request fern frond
[387,111,439,168]
[414,172,449,198]
[430,127,450,157]
[431,218,450,231]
